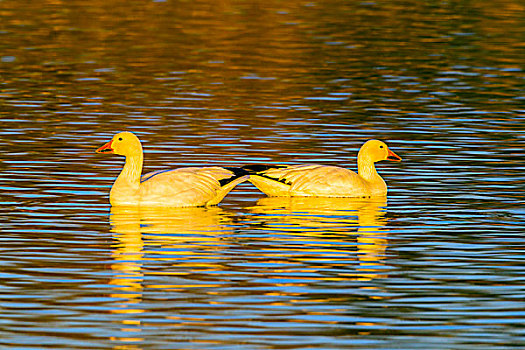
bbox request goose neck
[119,153,143,187]
[357,154,378,181]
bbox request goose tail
[241,164,292,197]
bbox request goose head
[358,140,402,163]
[96,131,143,157]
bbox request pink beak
[96,140,114,154]
[387,149,402,161]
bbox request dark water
[1,0,524,349]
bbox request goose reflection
[248,196,389,281]
[108,205,233,342]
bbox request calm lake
[1,0,524,349]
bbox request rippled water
[1,0,524,349]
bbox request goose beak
[96,140,114,154]
[387,149,402,161]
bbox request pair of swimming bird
[96,131,402,207]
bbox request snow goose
[243,140,401,198]
[96,131,248,207]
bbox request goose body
[96,132,248,207]
[244,140,401,198]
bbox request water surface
[1,0,524,349]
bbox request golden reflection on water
[248,196,389,281]
[108,205,233,347]
[109,205,232,292]
[108,207,146,347]
[107,198,390,337]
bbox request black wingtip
[223,166,250,177]
[240,164,292,186]
[241,164,287,173]
[219,167,250,187]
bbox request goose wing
[247,164,367,197]
[140,166,248,206]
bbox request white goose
[243,140,401,198]
[96,131,248,207]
